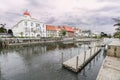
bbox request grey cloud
[94,6,120,13]
[1,0,120,34]
[46,17,56,24]
[46,8,116,33]
[97,0,120,2]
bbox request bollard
[84,44,85,53]
[94,46,96,54]
[95,46,96,52]
[90,47,92,57]
[78,46,79,55]
[84,51,86,63]
[76,56,79,70]
[70,48,72,58]
[61,52,63,64]
[96,47,98,51]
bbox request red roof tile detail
[46,25,60,31]
[59,26,75,32]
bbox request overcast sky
[0,0,120,34]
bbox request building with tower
[12,10,46,37]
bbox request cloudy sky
[0,0,120,34]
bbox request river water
[0,42,105,80]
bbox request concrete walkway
[96,56,120,80]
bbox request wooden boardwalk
[62,46,101,72]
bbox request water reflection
[0,42,105,80]
[0,42,78,54]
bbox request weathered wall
[107,45,120,58]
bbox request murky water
[0,42,105,80]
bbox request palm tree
[114,23,120,32]
[113,18,120,38]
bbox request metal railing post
[90,47,92,57]
[84,51,86,63]
[61,52,63,64]
[76,56,79,70]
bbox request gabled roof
[46,25,60,31]
[59,26,74,32]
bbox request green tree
[8,29,13,36]
[113,18,120,38]
[100,32,108,37]
[113,32,120,38]
[0,24,7,33]
[59,29,66,37]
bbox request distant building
[82,30,91,37]
[59,26,75,37]
[91,32,100,37]
[12,10,46,37]
[74,27,82,37]
[46,25,60,37]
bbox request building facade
[46,25,60,37]
[12,11,46,37]
[59,26,75,37]
[74,28,82,37]
[81,30,91,37]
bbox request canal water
[0,42,105,80]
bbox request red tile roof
[59,26,74,32]
[46,25,60,31]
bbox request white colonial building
[12,10,46,37]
